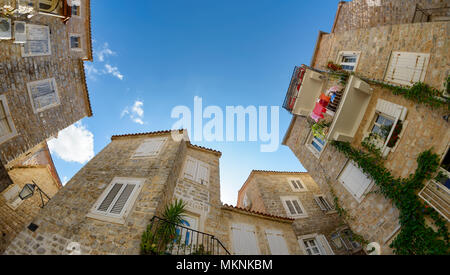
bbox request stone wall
[218,206,302,255]
[237,171,347,254]
[0,164,61,253]
[3,132,184,255]
[332,0,449,33]
[313,21,449,90]
[65,0,92,60]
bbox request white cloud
[96,42,116,62]
[48,122,95,164]
[122,100,145,125]
[84,63,99,80]
[104,64,124,80]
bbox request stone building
[3,130,303,255]
[282,0,449,254]
[0,0,93,253]
[236,170,362,255]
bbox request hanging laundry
[319,99,329,108]
[310,112,323,122]
[313,102,326,116]
[320,93,331,103]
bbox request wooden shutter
[265,229,290,255]
[314,196,327,211]
[231,223,260,255]
[375,99,407,121]
[195,161,210,185]
[0,101,11,136]
[384,52,430,86]
[291,180,299,189]
[183,157,198,181]
[339,162,372,200]
[285,200,297,215]
[292,200,304,214]
[94,178,143,217]
[133,138,165,157]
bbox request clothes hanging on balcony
[310,112,323,122]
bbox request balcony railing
[142,216,231,255]
[419,168,450,222]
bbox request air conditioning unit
[14,21,27,44]
[0,18,12,40]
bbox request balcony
[419,168,450,222]
[283,66,327,116]
[326,76,373,142]
[141,216,231,255]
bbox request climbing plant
[330,141,450,255]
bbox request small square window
[288,178,307,192]
[281,196,307,218]
[72,5,80,16]
[337,51,361,72]
[70,36,81,49]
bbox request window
[2,185,23,210]
[331,229,361,251]
[265,229,290,255]
[0,95,17,144]
[371,113,395,140]
[314,195,334,212]
[281,196,307,218]
[87,177,145,224]
[338,161,373,202]
[298,234,334,255]
[27,78,60,113]
[175,214,199,246]
[337,51,361,72]
[231,223,260,255]
[132,137,166,158]
[384,51,430,86]
[70,35,81,49]
[21,24,51,57]
[182,156,210,185]
[306,132,327,158]
[72,5,80,16]
[288,178,307,192]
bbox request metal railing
[142,216,231,255]
[412,5,450,23]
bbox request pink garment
[310,112,323,122]
[327,86,343,93]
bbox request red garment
[319,99,329,108]
[313,103,326,116]
[320,93,331,103]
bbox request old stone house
[3,130,303,255]
[282,0,449,254]
[236,170,362,255]
[0,0,93,253]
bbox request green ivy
[330,141,450,255]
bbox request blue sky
[48,0,340,205]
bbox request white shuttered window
[182,156,210,185]
[231,223,260,255]
[87,177,144,224]
[384,51,430,86]
[339,161,373,202]
[22,24,51,57]
[132,137,166,158]
[27,78,60,113]
[281,196,307,218]
[265,229,290,255]
[288,178,307,192]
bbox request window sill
[86,212,126,225]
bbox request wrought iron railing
[412,4,450,23]
[142,216,231,255]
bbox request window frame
[182,156,210,186]
[2,184,24,210]
[26,78,61,113]
[71,4,81,17]
[280,196,308,218]
[0,94,18,144]
[21,24,52,57]
[131,137,167,159]
[86,177,145,224]
[298,233,334,255]
[336,51,361,72]
[314,195,334,212]
[287,177,308,192]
